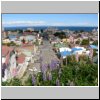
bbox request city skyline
[2,14,98,27]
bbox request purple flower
[50,59,59,70]
[2,63,7,77]
[32,75,36,86]
[41,64,48,74]
[58,68,62,78]
[47,72,52,81]
[43,72,47,81]
[2,63,7,69]
[56,78,60,86]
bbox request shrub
[76,40,80,44]
[92,40,98,45]
[2,56,98,86]
[81,39,89,45]
[2,77,22,86]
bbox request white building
[2,46,17,82]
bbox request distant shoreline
[4,26,98,32]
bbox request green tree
[81,39,89,45]
[76,40,80,44]
[92,40,98,45]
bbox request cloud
[2,21,97,27]
[51,22,68,26]
[2,20,46,26]
[73,22,91,26]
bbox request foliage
[2,77,22,86]
[2,41,18,46]
[24,74,32,86]
[34,39,39,46]
[2,55,98,86]
[2,81,10,86]
[76,40,80,44]
[80,30,84,33]
[92,40,98,45]
[93,49,97,56]
[54,32,66,39]
[33,55,97,86]
[67,55,76,65]
[81,39,89,45]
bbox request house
[2,46,17,81]
[8,34,18,41]
[22,50,33,62]
[16,53,28,78]
[69,35,74,43]
[60,51,71,59]
[71,46,86,55]
[2,38,11,44]
[25,35,36,42]
[23,31,33,35]
[14,40,22,46]
[38,37,43,45]
[89,45,98,55]
[2,31,8,39]
[89,45,98,50]
[19,35,36,44]
[59,47,72,58]
[59,46,89,59]
[27,28,34,32]
[62,38,67,43]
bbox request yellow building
[62,38,67,43]
[2,39,11,44]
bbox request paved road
[21,40,59,84]
[30,40,59,73]
[40,40,59,65]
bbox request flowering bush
[2,56,98,86]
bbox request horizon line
[3,25,98,28]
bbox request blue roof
[9,35,17,40]
[60,51,71,57]
[26,35,35,41]
[90,45,98,50]
[71,47,83,52]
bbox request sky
[2,14,98,27]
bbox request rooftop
[90,45,98,50]
[2,46,14,65]
[2,46,14,57]
[17,53,26,64]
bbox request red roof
[17,53,26,64]
[2,46,14,65]
[2,46,10,56]
[2,46,14,56]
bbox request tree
[21,38,25,44]
[41,29,43,33]
[80,30,84,33]
[54,32,66,39]
[81,39,89,45]
[92,40,98,45]
[76,40,80,44]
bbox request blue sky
[2,14,98,27]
